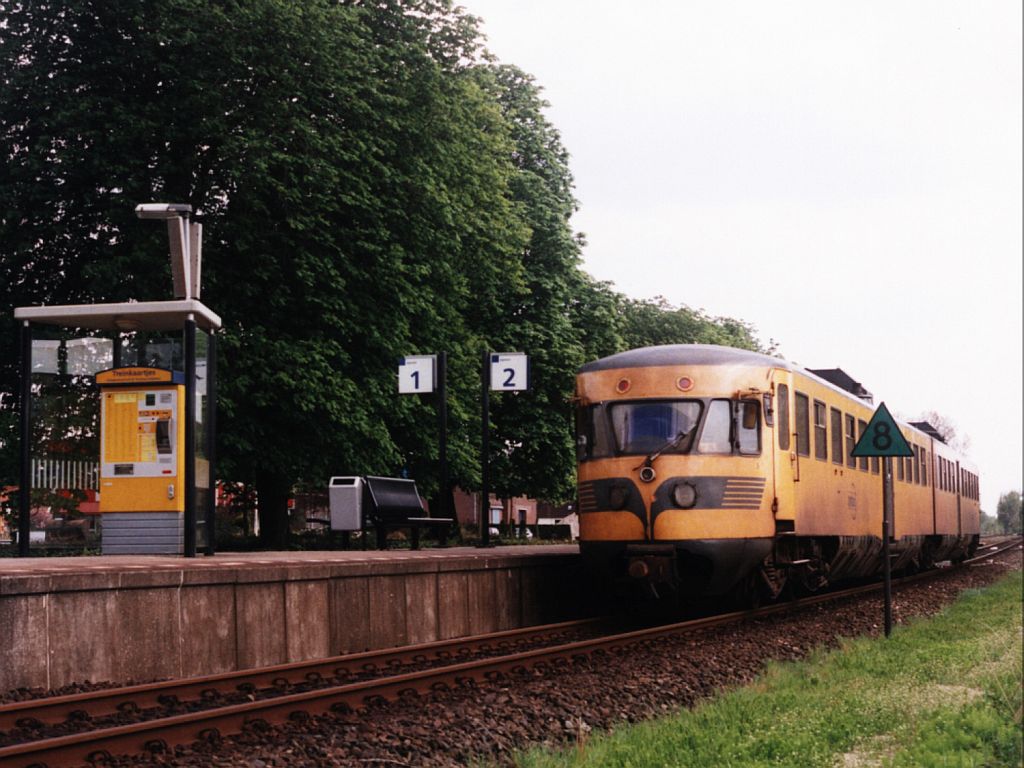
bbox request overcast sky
[462,0,1023,514]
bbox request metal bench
[364,476,453,550]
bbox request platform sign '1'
[398,355,436,394]
[851,401,914,638]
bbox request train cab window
[737,400,760,455]
[813,401,827,461]
[830,408,843,464]
[698,400,733,453]
[608,400,702,456]
[777,384,790,451]
[795,393,810,457]
[575,405,613,461]
[857,420,868,471]
[845,414,856,468]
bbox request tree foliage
[995,491,1022,535]
[0,0,765,544]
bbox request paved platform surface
[0,544,579,576]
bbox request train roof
[577,344,788,373]
[581,348,786,374]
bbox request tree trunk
[256,479,291,549]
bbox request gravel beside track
[11,548,1024,767]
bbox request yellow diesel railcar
[574,345,979,600]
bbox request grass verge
[508,570,1023,768]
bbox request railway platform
[0,544,589,693]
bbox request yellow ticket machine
[96,367,186,552]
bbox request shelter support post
[18,321,31,556]
[184,318,197,557]
[205,331,217,555]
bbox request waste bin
[328,476,365,531]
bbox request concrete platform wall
[0,548,590,692]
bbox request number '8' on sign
[490,353,529,392]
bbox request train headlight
[671,482,697,509]
[608,484,630,510]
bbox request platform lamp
[135,203,202,301]
[134,203,208,556]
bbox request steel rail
[0,616,607,731]
[2,537,1018,767]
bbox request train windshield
[607,400,702,456]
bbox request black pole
[437,351,448,521]
[184,319,197,557]
[18,321,32,556]
[479,349,491,547]
[204,331,217,555]
[882,456,893,637]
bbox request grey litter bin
[328,476,365,531]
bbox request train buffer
[329,475,453,550]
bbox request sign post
[397,354,448,521]
[479,352,529,547]
[851,401,914,637]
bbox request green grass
[508,571,1023,768]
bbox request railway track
[1,536,1019,768]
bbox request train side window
[906,455,913,483]
[737,400,761,455]
[813,400,827,461]
[795,393,810,457]
[871,456,880,475]
[777,384,790,451]
[845,414,856,468]
[830,408,843,465]
[921,449,928,485]
[897,452,905,481]
[857,420,868,471]
[913,446,920,484]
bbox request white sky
[462,0,1023,514]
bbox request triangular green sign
[851,402,915,458]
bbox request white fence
[31,458,99,491]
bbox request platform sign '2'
[489,353,529,391]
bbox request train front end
[575,345,778,597]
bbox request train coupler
[624,545,678,587]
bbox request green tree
[619,296,763,352]
[0,0,528,545]
[480,65,589,503]
[995,491,1022,534]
